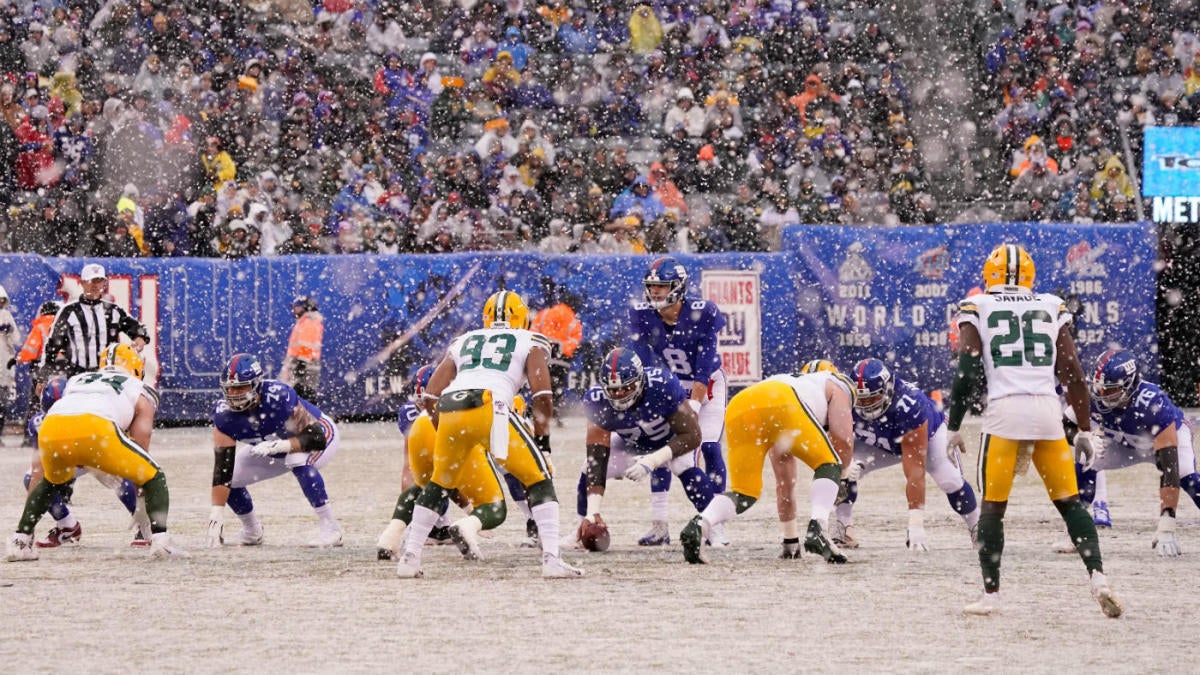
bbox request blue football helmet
[644,257,689,310]
[851,358,894,420]
[409,364,435,403]
[601,347,645,411]
[220,353,266,412]
[1091,349,1140,412]
[41,376,69,412]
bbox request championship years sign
[0,222,1154,421]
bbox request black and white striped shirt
[41,299,151,375]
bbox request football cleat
[804,520,847,564]
[637,520,671,546]
[396,551,423,578]
[1092,501,1112,528]
[376,519,407,560]
[449,520,483,560]
[680,516,707,564]
[1053,531,1077,554]
[130,532,151,547]
[705,521,731,547]
[230,523,265,546]
[36,522,82,548]
[541,553,584,579]
[5,533,39,562]
[830,520,859,549]
[149,532,187,558]
[429,525,454,545]
[1090,572,1123,618]
[963,592,1002,616]
[520,518,540,549]
[307,523,343,548]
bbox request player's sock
[391,485,421,523]
[57,513,78,529]
[18,479,62,535]
[313,503,336,527]
[237,511,259,528]
[977,511,1004,593]
[650,465,671,494]
[649,490,669,523]
[677,467,718,511]
[116,479,138,514]
[1093,471,1108,505]
[700,492,737,525]
[700,442,726,492]
[1075,465,1097,505]
[575,472,587,518]
[291,465,329,508]
[532,501,561,558]
[47,494,70,522]
[140,472,169,534]
[1056,499,1102,574]
[226,487,254,516]
[403,504,439,558]
[1181,473,1200,509]
[810,463,842,524]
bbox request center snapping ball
[579,515,611,552]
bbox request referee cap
[81,263,106,280]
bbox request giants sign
[701,269,762,385]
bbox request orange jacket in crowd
[532,303,581,358]
[286,311,324,361]
[17,314,55,364]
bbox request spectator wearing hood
[460,23,498,65]
[559,12,600,55]
[628,4,663,54]
[14,106,54,191]
[201,136,236,190]
[610,176,666,222]
[595,3,630,49]
[496,27,534,70]
[647,161,687,215]
[367,12,406,55]
[1090,155,1136,203]
[481,51,521,100]
[474,117,519,159]
[663,87,706,137]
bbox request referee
[41,264,150,378]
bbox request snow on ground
[0,417,1196,672]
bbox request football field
[1,418,1196,673]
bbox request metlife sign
[1145,127,1200,222]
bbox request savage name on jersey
[629,299,724,386]
[214,380,324,444]
[584,366,687,454]
[853,378,944,453]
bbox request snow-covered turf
[1,418,1196,672]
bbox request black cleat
[804,520,847,564]
[680,516,706,564]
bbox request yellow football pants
[977,434,1078,502]
[38,413,159,486]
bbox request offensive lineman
[6,344,180,560]
[396,290,582,579]
[206,353,344,548]
[573,348,714,546]
[629,257,728,546]
[681,368,857,565]
[947,243,1121,617]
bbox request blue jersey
[213,380,323,444]
[1092,382,1185,453]
[397,402,421,436]
[583,367,687,455]
[26,411,45,444]
[852,378,943,455]
[629,298,725,385]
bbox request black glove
[4,358,14,369]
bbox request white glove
[947,430,965,461]
[1152,514,1182,557]
[248,439,291,457]
[845,460,865,482]
[1073,431,1100,471]
[906,509,929,552]
[206,506,224,548]
[623,459,653,482]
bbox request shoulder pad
[141,384,161,409]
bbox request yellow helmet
[799,359,839,374]
[100,343,144,380]
[482,290,529,330]
[982,244,1035,291]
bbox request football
[579,516,611,552]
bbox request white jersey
[957,291,1071,402]
[765,371,850,425]
[443,328,551,406]
[47,367,150,429]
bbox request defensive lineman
[207,353,344,548]
[573,348,715,545]
[947,243,1120,617]
[629,257,728,546]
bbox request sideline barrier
[0,222,1154,421]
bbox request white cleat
[449,520,483,560]
[229,524,265,546]
[396,551,423,578]
[149,532,188,559]
[705,521,731,547]
[307,524,344,548]
[1052,532,1077,554]
[963,592,1001,616]
[1090,572,1123,618]
[5,533,38,562]
[542,553,584,579]
[376,519,407,561]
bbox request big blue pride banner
[0,222,1156,422]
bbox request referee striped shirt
[41,299,150,375]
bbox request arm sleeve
[116,306,151,343]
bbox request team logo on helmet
[851,358,894,420]
[220,353,265,412]
[798,359,839,375]
[482,290,530,330]
[644,257,689,310]
[982,243,1035,291]
[1091,349,1140,412]
[100,343,145,380]
[601,348,645,411]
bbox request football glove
[623,460,653,482]
[1152,513,1181,558]
[906,509,929,552]
[845,460,866,483]
[1073,431,1100,471]
[206,506,224,548]
[248,439,292,457]
[947,430,965,460]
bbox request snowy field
[1,417,1197,673]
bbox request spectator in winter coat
[663,87,706,137]
[628,4,664,54]
[610,176,666,223]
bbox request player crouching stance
[6,345,182,561]
[395,291,581,579]
[948,244,1120,617]
[574,348,711,547]
[207,353,343,549]
[681,369,858,564]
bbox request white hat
[29,22,45,33]
[80,263,106,280]
[676,87,694,101]
[420,52,437,64]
